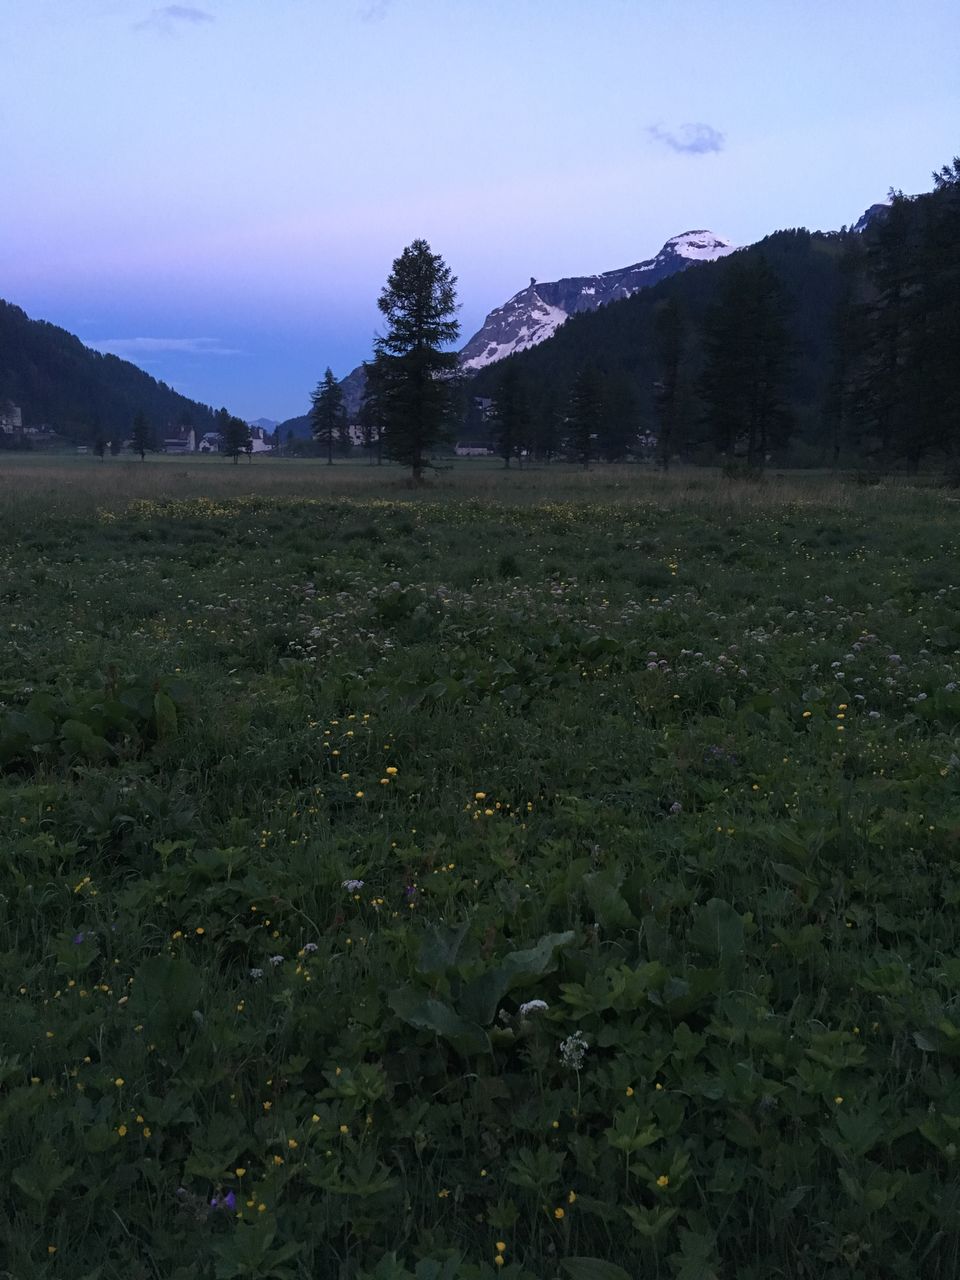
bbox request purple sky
[2,0,958,421]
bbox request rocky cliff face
[458,231,736,371]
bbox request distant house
[198,432,222,453]
[455,444,494,457]
[248,424,275,454]
[0,401,23,433]
[163,426,196,453]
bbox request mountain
[0,300,218,442]
[459,231,736,371]
[248,417,278,431]
[468,227,848,453]
[272,230,737,436]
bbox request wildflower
[355,790,364,798]
[475,791,486,799]
[143,1127,152,1138]
[339,1123,349,1134]
[73,933,86,945]
[834,1095,844,1105]
[48,1246,57,1255]
[559,1030,588,1070]
[288,1138,298,1149]
[568,1190,577,1204]
[438,1188,450,1198]
[114,1077,125,1088]
[554,1207,565,1220]
[272,1155,284,1166]
[269,955,284,966]
[494,1258,504,1269]
[303,942,318,953]
[249,968,264,979]
[117,1125,127,1137]
[341,879,364,892]
[669,801,682,814]
[386,766,398,775]
[195,927,205,936]
[625,1086,634,1097]
[496,1242,506,1254]
[518,999,549,1018]
[235,1167,246,1177]
[656,1175,670,1188]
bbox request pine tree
[357,362,382,465]
[855,192,916,466]
[130,410,152,461]
[490,364,531,467]
[369,239,459,481]
[653,297,686,468]
[310,367,345,465]
[566,363,604,468]
[218,407,251,464]
[699,255,794,467]
[598,374,639,461]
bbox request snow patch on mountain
[460,230,734,372]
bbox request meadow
[2,455,959,1280]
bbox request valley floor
[1,458,958,1279]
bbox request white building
[0,401,23,433]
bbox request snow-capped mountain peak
[459,230,735,372]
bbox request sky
[1,0,958,422]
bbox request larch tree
[490,363,532,467]
[369,239,460,482]
[310,367,345,466]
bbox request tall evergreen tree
[566,362,604,468]
[130,410,152,461]
[357,362,382,465]
[490,364,532,467]
[532,390,562,463]
[310,367,345,465]
[699,255,794,466]
[369,239,459,481]
[855,192,917,465]
[218,407,251,464]
[598,373,639,461]
[823,237,867,466]
[653,297,686,468]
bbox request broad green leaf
[688,898,745,964]
[388,986,490,1056]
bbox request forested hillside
[472,162,960,470]
[0,301,217,443]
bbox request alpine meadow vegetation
[1,456,959,1280]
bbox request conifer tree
[598,374,639,461]
[130,410,152,461]
[310,367,345,465]
[369,239,459,481]
[653,297,686,469]
[699,255,793,467]
[566,363,604,468]
[490,364,532,467]
[218,407,251,464]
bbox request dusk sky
[2,0,958,422]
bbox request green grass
[2,458,959,1279]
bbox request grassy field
[2,456,959,1279]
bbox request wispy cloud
[358,0,393,22]
[88,337,240,357]
[647,122,725,155]
[136,5,215,35]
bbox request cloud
[358,0,392,22]
[647,122,725,155]
[88,337,240,357]
[136,5,215,34]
